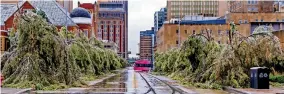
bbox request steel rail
[147,74,185,94]
[138,72,157,94]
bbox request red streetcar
[0,74,3,86]
[134,59,152,72]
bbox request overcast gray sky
[73,0,166,58]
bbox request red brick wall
[4,1,35,31]
[77,24,92,38]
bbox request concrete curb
[223,86,248,94]
[15,88,33,94]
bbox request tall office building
[166,1,228,21]
[97,0,128,59]
[154,8,167,49]
[229,1,274,13]
[139,28,154,62]
[154,8,167,33]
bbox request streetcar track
[143,73,186,94]
[138,72,157,94]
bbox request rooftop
[70,7,91,18]
[0,1,77,26]
[0,4,20,25]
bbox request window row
[248,0,257,4]
[177,29,236,35]
[97,33,120,36]
[171,7,217,11]
[98,30,121,33]
[99,25,122,28]
[100,21,123,24]
[171,1,217,5]
[247,7,258,11]
[140,50,152,53]
[99,13,122,18]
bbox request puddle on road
[87,71,128,93]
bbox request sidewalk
[35,69,126,93]
[1,88,32,94]
[224,86,284,94]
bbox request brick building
[0,1,78,54]
[139,28,154,62]
[273,30,284,49]
[56,0,73,12]
[166,1,228,21]
[78,2,99,38]
[97,0,128,58]
[229,1,274,13]
[156,13,284,53]
[70,7,93,38]
[80,0,129,58]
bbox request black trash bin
[250,67,270,89]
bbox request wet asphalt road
[87,67,178,94]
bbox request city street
[85,67,195,94]
[1,1,284,94]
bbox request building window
[7,28,12,32]
[176,29,179,34]
[176,40,179,44]
[277,19,280,22]
[248,8,251,11]
[193,30,196,34]
[185,30,187,34]
[239,20,242,24]
[255,19,258,22]
[282,19,284,22]
[244,20,248,24]
[83,29,88,37]
[261,19,263,22]
[218,41,220,44]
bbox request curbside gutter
[15,88,33,94]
